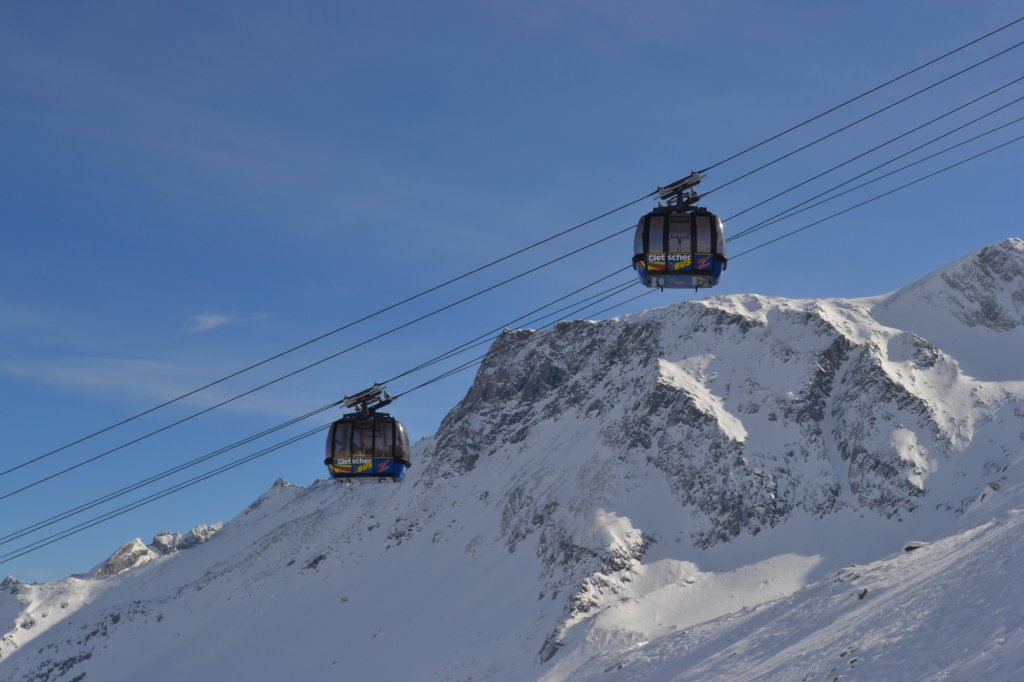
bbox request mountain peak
[93,538,157,577]
[871,237,1024,379]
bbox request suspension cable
[700,37,1024,198]
[724,74,1024,224]
[394,286,654,400]
[699,14,1024,172]
[0,425,330,566]
[730,112,1024,242]
[730,133,1024,260]
[0,403,340,547]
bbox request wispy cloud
[187,313,236,333]
[185,312,271,334]
[1,354,325,418]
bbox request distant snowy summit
[873,237,1024,379]
[876,237,1024,331]
[93,523,224,578]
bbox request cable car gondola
[633,172,727,290]
[324,384,411,482]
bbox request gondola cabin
[633,205,727,289]
[325,412,411,481]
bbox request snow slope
[873,237,1024,380]
[1,238,1022,682]
[568,488,1024,681]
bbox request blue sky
[2,1,1022,581]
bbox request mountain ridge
[2,238,1022,681]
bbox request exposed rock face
[426,298,966,549]
[151,523,224,555]
[873,237,1024,380]
[938,240,1024,331]
[94,539,158,577]
[94,523,224,577]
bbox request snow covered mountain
[2,238,1022,681]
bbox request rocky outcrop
[151,523,223,555]
[94,539,159,577]
[94,523,223,577]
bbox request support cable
[382,268,632,383]
[700,38,1024,198]
[394,286,654,400]
[724,74,1024,224]
[730,113,1024,242]
[0,425,330,565]
[699,14,1024,172]
[0,403,340,547]
[730,133,1024,260]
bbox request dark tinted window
[351,424,375,457]
[375,422,394,457]
[331,422,350,458]
[669,215,691,252]
[330,419,408,462]
[395,422,411,458]
[648,215,665,253]
[696,215,712,252]
[327,424,338,459]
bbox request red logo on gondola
[695,255,711,269]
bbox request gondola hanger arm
[656,171,704,207]
[341,383,393,414]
